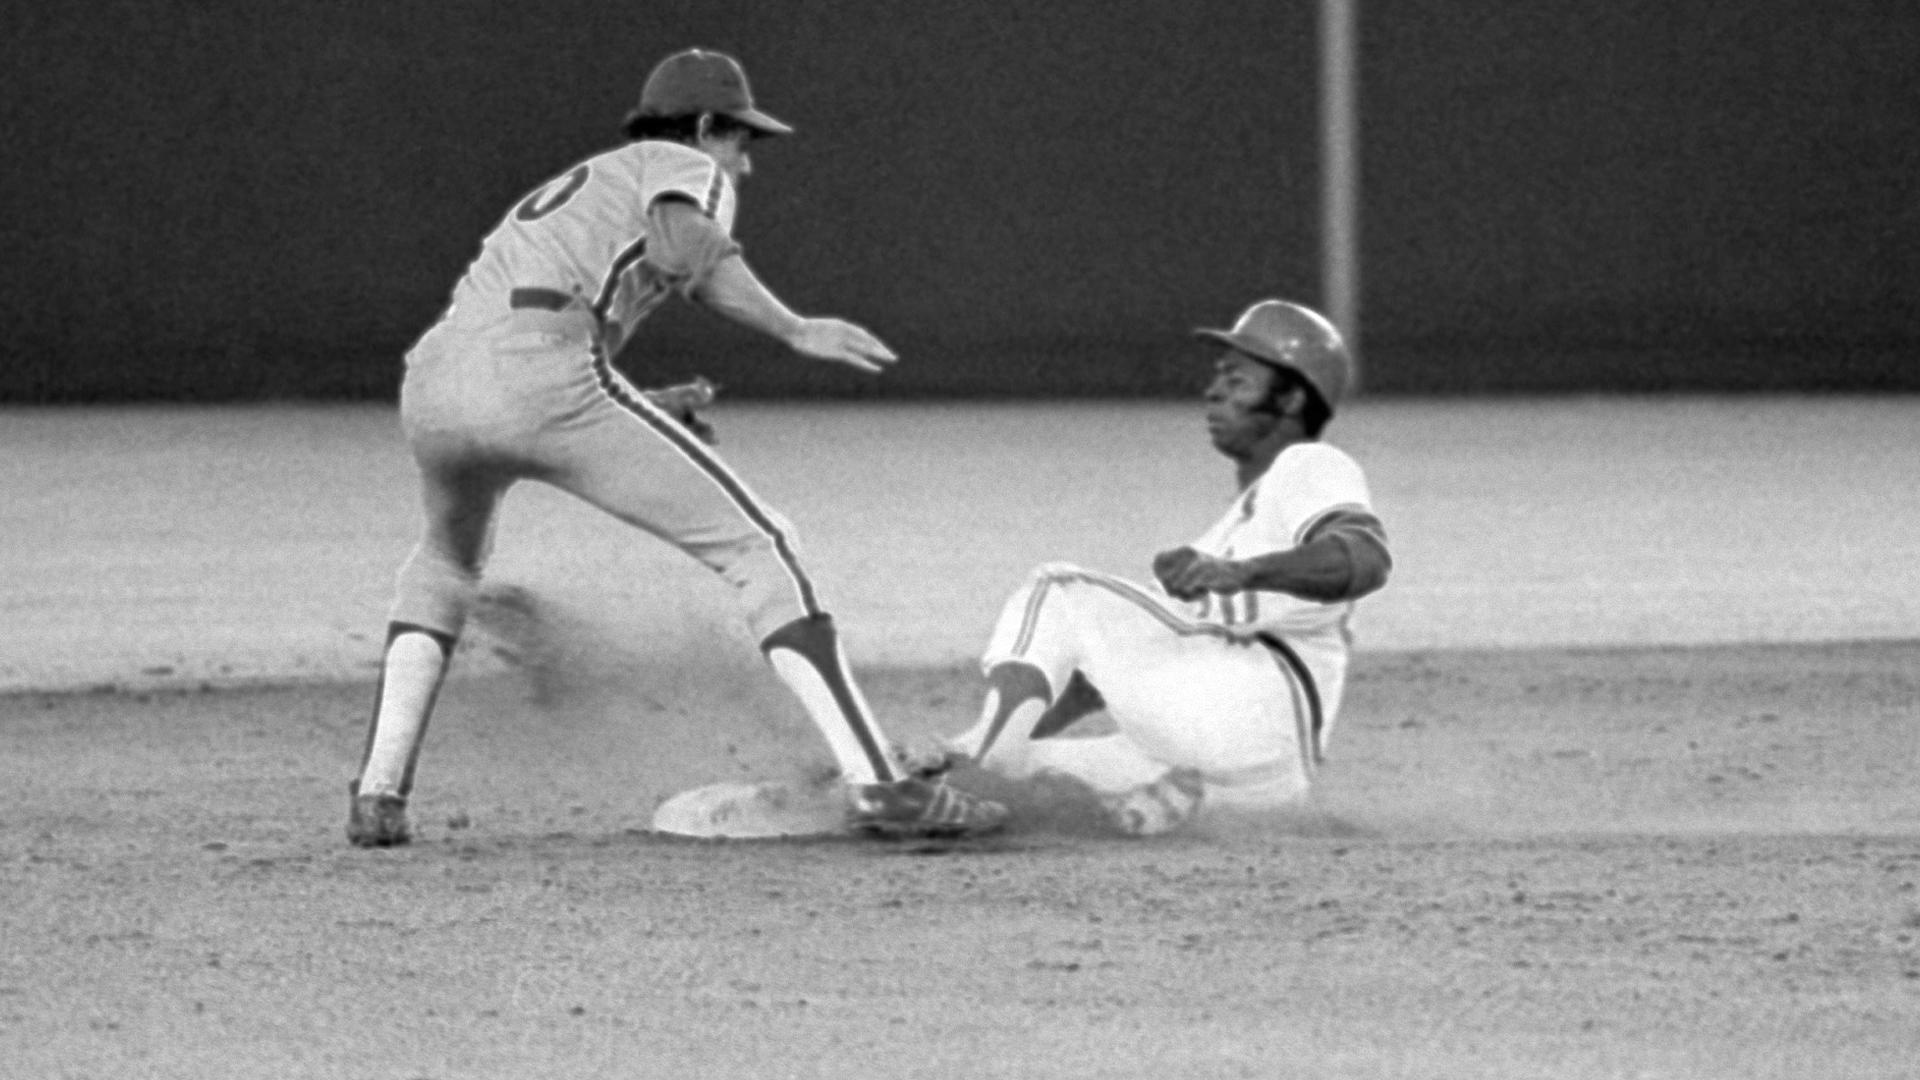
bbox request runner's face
[1204,352,1282,458]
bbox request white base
[651,780,852,839]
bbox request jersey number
[514,164,591,222]
[1198,590,1259,626]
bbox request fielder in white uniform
[347,49,1008,846]
[946,300,1392,835]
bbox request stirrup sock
[970,660,1054,763]
[357,625,452,796]
[762,614,895,785]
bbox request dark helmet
[1194,300,1352,413]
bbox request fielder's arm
[651,200,898,373]
[1153,510,1392,604]
[695,256,898,372]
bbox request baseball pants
[389,306,820,646]
[953,563,1331,810]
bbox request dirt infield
[4,398,1917,1076]
[4,630,1916,1079]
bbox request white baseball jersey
[1184,440,1375,641]
[448,140,739,344]
[961,441,1382,813]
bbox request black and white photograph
[3,2,1917,1076]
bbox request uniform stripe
[1008,576,1056,656]
[592,236,654,323]
[587,346,820,616]
[1294,502,1374,547]
[1255,632,1325,766]
[1011,567,1242,657]
[701,170,725,217]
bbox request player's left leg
[349,440,513,846]
[535,354,1005,836]
[537,359,895,779]
[949,563,1192,776]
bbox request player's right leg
[952,563,1310,834]
[349,345,515,847]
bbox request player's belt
[508,287,576,312]
[1254,632,1325,761]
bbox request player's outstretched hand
[790,318,899,374]
[1153,545,1245,600]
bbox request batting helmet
[1194,300,1352,413]
[628,49,794,137]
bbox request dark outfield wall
[3,1,1915,401]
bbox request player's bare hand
[641,377,719,444]
[790,318,899,374]
[1153,546,1245,600]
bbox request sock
[355,626,452,797]
[1030,670,1107,740]
[951,660,1053,770]
[762,614,895,786]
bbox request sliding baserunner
[947,300,1391,835]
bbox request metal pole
[1319,0,1361,389]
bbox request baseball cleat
[346,780,412,847]
[848,775,1010,839]
[1100,767,1205,837]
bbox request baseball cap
[628,49,794,136]
[1194,300,1352,411]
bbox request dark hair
[623,111,757,143]
[1298,388,1333,439]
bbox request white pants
[391,308,819,644]
[952,563,1330,810]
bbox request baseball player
[347,49,1008,846]
[945,300,1391,835]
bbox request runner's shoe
[1100,767,1205,837]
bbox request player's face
[1204,351,1283,458]
[698,128,754,183]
